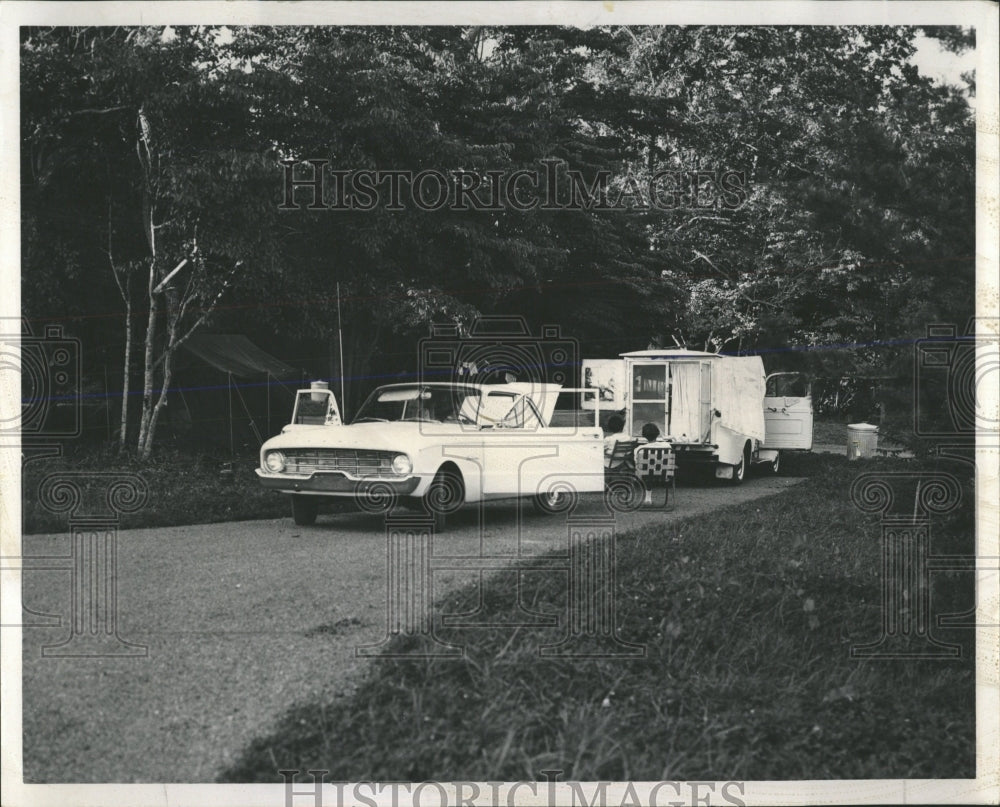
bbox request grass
[811,418,848,445]
[812,416,922,451]
[219,451,976,782]
[20,446,349,534]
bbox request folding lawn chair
[605,439,638,475]
[633,442,677,511]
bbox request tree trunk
[134,104,158,457]
[140,342,175,460]
[136,259,158,454]
[139,286,184,460]
[118,295,132,452]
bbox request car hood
[261,421,476,453]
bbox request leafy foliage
[21,25,976,452]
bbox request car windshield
[352,385,483,424]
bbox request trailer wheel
[291,495,319,526]
[729,443,750,486]
[770,451,781,475]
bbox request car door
[477,392,554,496]
[291,386,341,426]
[763,372,813,450]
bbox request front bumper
[255,469,422,496]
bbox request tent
[177,334,301,454]
[183,334,296,379]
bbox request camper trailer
[584,349,812,483]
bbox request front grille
[283,449,399,478]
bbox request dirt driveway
[20,474,804,782]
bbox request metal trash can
[847,422,879,460]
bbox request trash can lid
[847,422,879,431]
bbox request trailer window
[631,364,668,438]
[633,365,667,399]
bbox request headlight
[264,450,286,472]
[391,454,412,475]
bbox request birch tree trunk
[119,295,132,451]
[136,258,158,454]
[107,238,134,454]
[140,318,177,460]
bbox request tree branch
[66,105,129,117]
[153,261,243,369]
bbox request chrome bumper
[255,469,421,496]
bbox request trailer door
[629,362,668,438]
[763,372,813,450]
[668,361,710,442]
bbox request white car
[256,381,605,529]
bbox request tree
[22,26,282,456]
[21,25,975,449]
[605,26,974,378]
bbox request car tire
[425,467,464,532]
[770,451,781,475]
[729,443,750,486]
[291,495,319,526]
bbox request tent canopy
[183,334,296,379]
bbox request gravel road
[20,474,804,782]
